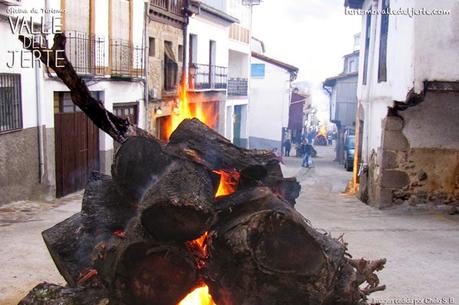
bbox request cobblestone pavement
[1,145,458,304]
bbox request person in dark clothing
[302,142,314,168]
[284,139,291,157]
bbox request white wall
[0,0,53,130]
[228,50,248,78]
[414,0,459,92]
[356,0,459,161]
[188,15,229,68]
[249,57,291,146]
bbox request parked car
[344,135,355,171]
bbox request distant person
[284,139,291,157]
[302,141,314,168]
[272,147,284,164]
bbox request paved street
[1,145,459,304]
[285,145,459,304]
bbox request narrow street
[284,145,459,303]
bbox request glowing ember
[113,230,126,238]
[77,269,98,284]
[192,232,209,257]
[180,234,216,305]
[166,82,218,139]
[177,285,216,305]
[214,169,240,198]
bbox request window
[378,0,390,82]
[251,63,265,78]
[362,14,372,85]
[113,102,138,125]
[54,91,100,113]
[0,74,22,133]
[178,44,183,62]
[164,40,178,91]
[149,37,156,57]
[189,34,198,64]
[348,59,355,73]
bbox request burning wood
[18,33,386,305]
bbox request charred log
[42,173,136,287]
[167,118,301,204]
[18,283,109,305]
[140,160,217,242]
[91,219,201,305]
[205,187,385,305]
[111,136,172,202]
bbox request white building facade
[186,0,236,135]
[346,0,459,207]
[0,0,148,203]
[249,51,298,150]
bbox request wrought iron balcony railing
[228,78,248,96]
[65,31,106,76]
[189,64,227,90]
[150,0,184,16]
[110,39,144,78]
[65,31,144,78]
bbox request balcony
[228,78,248,97]
[65,31,144,78]
[189,64,227,90]
[110,39,144,78]
[65,31,106,76]
[150,0,184,16]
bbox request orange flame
[179,234,216,305]
[214,169,240,198]
[177,285,216,305]
[165,82,218,139]
[191,231,209,258]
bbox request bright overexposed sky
[251,0,361,123]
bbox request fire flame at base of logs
[177,168,240,305]
[179,233,216,305]
[177,285,216,305]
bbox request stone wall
[148,21,183,97]
[368,88,459,208]
[147,21,183,136]
[0,127,53,206]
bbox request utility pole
[242,0,262,148]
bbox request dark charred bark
[205,187,385,305]
[140,160,217,242]
[18,283,109,305]
[167,118,279,170]
[89,218,202,305]
[167,118,301,204]
[111,136,173,202]
[42,173,136,287]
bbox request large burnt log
[140,159,217,242]
[167,118,301,205]
[111,136,172,202]
[97,222,201,305]
[42,173,136,287]
[205,187,385,305]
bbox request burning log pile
[18,34,386,305]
